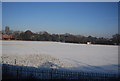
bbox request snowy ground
[1,40,119,74]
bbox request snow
[1,40,119,74]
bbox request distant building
[2,26,15,40]
[5,26,10,34]
[2,34,15,40]
[0,31,2,40]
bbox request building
[0,31,2,40]
[2,26,15,40]
[5,26,10,34]
[2,34,15,40]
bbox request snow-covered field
[1,40,119,74]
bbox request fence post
[15,59,16,65]
[17,68,18,80]
[50,68,53,80]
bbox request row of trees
[2,30,120,45]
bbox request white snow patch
[1,40,119,74]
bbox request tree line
[2,30,120,45]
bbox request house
[2,26,15,40]
[2,34,15,40]
[0,31,2,40]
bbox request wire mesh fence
[2,64,119,81]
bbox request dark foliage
[2,29,120,45]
